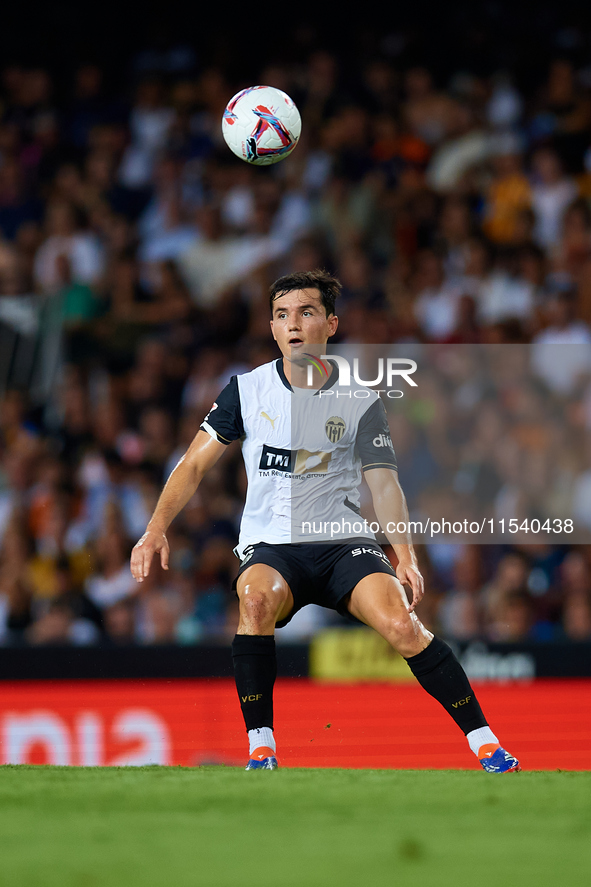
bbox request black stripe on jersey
[200,375,244,445]
[355,399,397,472]
[344,496,361,514]
[361,461,400,470]
[275,359,293,391]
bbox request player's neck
[283,356,327,390]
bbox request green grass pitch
[0,766,589,887]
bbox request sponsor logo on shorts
[350,546,393,567]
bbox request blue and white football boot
[479,744,521,773]
[245,747,278,770]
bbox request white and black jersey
[201,359,397,559]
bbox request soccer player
[130,269,520,774]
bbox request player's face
[270,288,338,359]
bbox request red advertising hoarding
[0,678,589,770]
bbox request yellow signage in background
[309,628,415,682]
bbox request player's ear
[270,319,277,341]
[327,314,338,338]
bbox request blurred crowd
[2,21,591,647]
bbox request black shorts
[233,539,397,627]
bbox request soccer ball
[222,85,301,166]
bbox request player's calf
[350,580,520,772]
[232,633,279,771]
[406,636,521,772]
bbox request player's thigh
[236,563,294,624]
[347,572,432,652]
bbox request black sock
[231,634,276,731]
[406,636,488,735]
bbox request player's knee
[379,613,417,649]
[239,586,285,627]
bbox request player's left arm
[356,398,424,612]
[363,467,425,612]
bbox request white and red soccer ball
[222,85,301,166]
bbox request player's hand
[130,528,169,582]
[396,560,424,613]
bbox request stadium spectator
[102,598,137,644]
[176,203,286,309]
[33,201,104,292]
[118,77,175,190]
[551,197,591,279]
[482,136,531,245]
[403,67,456,147]
[531,291,591,393]
[486,590,536,642]
[562,589,591,641]
[530,59,591,172]
[438,546,484,640]
[85,519,136,610]
[426,101,489,194]
[412,248,464,340]
[530,146,578,251]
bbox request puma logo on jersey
[261,411,279,429]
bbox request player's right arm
[132,374,244,582]
[130,430,228,582]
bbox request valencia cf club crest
[325,416,346,443]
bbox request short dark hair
[269,269,342,317]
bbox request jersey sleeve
[200,376,244,445]
[355,398,397,472]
